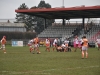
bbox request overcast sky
[0,0,100,19]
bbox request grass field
[0,46,100,75]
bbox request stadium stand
[15,5,100,47]
[38,23,83,38]
[38,21,100,46]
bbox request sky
[0,0,100,19]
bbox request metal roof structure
[15,5,100,19]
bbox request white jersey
[97,39,100,44]
[53,39,57,45]
[46,39,50,44]
[46,39,48,42]
[79,39,83,44]
[74,38,79,44]
[28,40,34,46]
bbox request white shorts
[82,46,88,51]
[34,44,39,48]
[1,44,5,49]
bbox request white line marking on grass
[1,70,51,75]
[42,65,100,71]
[2,71,9,72]
[66,65,100,70]
[1,66,99,75]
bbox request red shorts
[78,44,82,48]
[46,44,50,47]
[98,44,100,47]
[74,44,78,48]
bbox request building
[0,19,26,32]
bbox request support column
[62,19,65,26]
[82,18,85,28]
[82,17,85,34]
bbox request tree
[16,1,55,33]
[15,3,32,31]
[16,3,29,23]
[33,0,54,33]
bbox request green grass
[0,46,100,75]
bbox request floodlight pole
[62,0,64,7]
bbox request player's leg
[2,44,6,53]
[64,47,67,52]
[74,43,77,52]
[47,46,50,52]
[85,47,88,58]
[53,44,56,51]
[82,46,85,58]
[45,46,47,51]
[68,46,71,52]
[85,51,88,58]
[74,46,77,52]
[29,45,33,53]
[36,44,41,54]
[82,51,84,58]
[98,44,100,50]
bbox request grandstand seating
[81,24,100,42]
[38,24,82,38]
[38,23,100,46]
